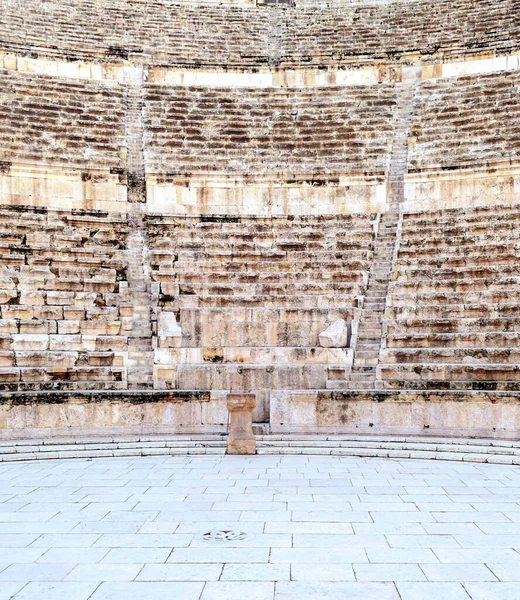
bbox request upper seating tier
[0,70,126,170]
[1,0,518,69]
[143,85,397,176]
[408,70,520,171]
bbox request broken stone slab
[157,312,182,336]
[226,393,256,455]
[157,312,182,348]
[318,319,349,348]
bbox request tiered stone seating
[1,0,270,66]
[0,206,129,390]
[380,204,520,391]
[285,0,518,66]
[143,85,397,175]
[408,70,520,171]
[0,70,125,169]
[1,0,517,67]
[147,214,376,392]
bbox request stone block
[0,351,14,366]
[226,393,256,455]
[318,319,350,348]
[59,321,81,334]
[11,334,49,351]
[1,306,34,320]
[19,291,45,306]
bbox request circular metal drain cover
[202,530,249,542]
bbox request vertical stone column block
[226,393,256,455]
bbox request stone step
[256,436,520,464]
[350,371,377,381]
[353,358,379,366]
[0,436,228,461]
[355,350,379,358]
[325,379,352,389]
[1,434,520,464]
[356,329,382,337]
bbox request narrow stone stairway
[348,211,400,389]
[339,80,418,390]
[125,80,155,389]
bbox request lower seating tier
[2,203,520,398]
[380,204,520,391]
[0,206,373,393]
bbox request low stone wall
[0,390,228,439]
[4,388,519,441]
[270,390,520,439]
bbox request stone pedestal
[226,393,256,455]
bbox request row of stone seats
[285,0,518,66]
[0,70,125,169]
[0,70,396,179]
[0,207,376,392]
[3,69,520,182]
[143,85,397,175]
[148,214,376,392]
[0,206,129,390]
[408,69,520,171]
[1,0,517,67]
[380,204,520,391]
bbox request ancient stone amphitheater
[1,0,520,451]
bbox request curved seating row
[381,204,520,391]
[1,0,518,68]
[2,68,519,179]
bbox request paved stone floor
[1,455,520,599]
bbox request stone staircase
[342,80,418,390]
[2,434,520,464]
[347,211,399,389]
[125,81,155,389]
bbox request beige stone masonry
[0,390,229,439]
[0,163,127,212]
[146,174,386,216]
[404,163,520,212]
[2,49,520,88]
[270,390,520,439]
[226,393,256,454]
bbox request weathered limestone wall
[270,390,520,440]
[1,0,520,438]
[0,390,229,439]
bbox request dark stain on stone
[0,390,211,406]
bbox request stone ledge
[300,390,520,403]
[2,49,520,87]
[0,389,212,405]
[270,389,520,439]
[0,390,229,439]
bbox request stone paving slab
[0,454,520,598]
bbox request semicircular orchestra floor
[0,454,520,600]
